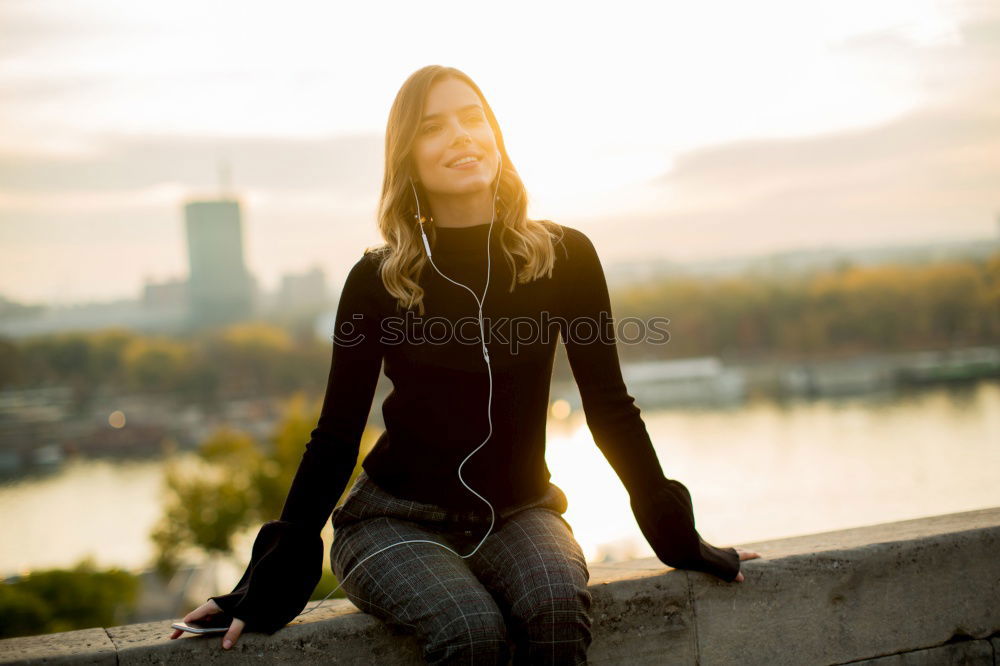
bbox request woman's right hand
[169,598,247,650]
[733,547,762,582]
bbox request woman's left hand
[733,547,762,582]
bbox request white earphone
[296,149,504,618]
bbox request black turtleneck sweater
[209,222,741,634]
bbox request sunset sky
[1,0,997,305]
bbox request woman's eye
[421,116,481,134]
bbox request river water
[2,380,998,578]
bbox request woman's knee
[331,519,510,663]
[513,582,593,653]
[423,605,510,665]
[522,580,591,621]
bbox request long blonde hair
[365,65,564,316]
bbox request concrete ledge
[2,507,998,665]
[0,628,116,665]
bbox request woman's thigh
[330,515,510,664]
[465,508,592,664]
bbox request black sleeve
[630,479,741,582]
[209,252,386,630]
[557,227,740,582]
[277,251,385,532]
[208,520,323,634]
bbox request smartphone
[172,613,233,634]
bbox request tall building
[274,267,331,313]
[142,278,188,309]
[184,199,255,328]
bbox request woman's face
[411,77,500,199]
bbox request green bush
[0,558,139,639]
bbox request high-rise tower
[183,199,255,328]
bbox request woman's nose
[452,131,473,147]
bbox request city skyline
[1,0,998,305]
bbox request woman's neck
[425,188,494,228]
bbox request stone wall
[2,507,998,665]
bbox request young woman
[170,65,761,664]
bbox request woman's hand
[168,599,247,649]
[733,547,762,582]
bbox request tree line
[1,252,997,398]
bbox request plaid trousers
[330,470,593,665]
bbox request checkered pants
[330,470,592,665]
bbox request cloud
[0,131,383,207]
[576,75,1000,261]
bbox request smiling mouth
[447,155,482,168]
